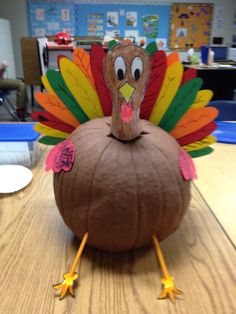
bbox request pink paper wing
[45,140,75,173]
[179,148,197,180]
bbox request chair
[0,90,20,121]
[208,100,236,121]
[208,100,236,144]
[20,37,43,107]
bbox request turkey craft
[33,41,218,302]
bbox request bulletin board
[76,4,170,46]
[28,1,76,37]
[169,3,213,50]
[27,1,171,48]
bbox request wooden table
[0,144,235,314]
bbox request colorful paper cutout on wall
[126,12,138,27]
[142,15,158,38]
[87,13,104,37]
[28,3,76,36]
[107,11,118,27]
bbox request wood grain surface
[194,143,236,246]
[0,145,235,314]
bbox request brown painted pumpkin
[53,117,191,252]
[34,41,217,301]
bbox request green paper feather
[189,146,213,158]
[46,70,89,124]
[145,42,158,57]
[39,136,64,145]
[159,78,203,132]
[108,40,118,50]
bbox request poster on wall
[215,7,225,31]
[107,12,118,28]
[142,15,158,38]
[156,38,167,50]
[106,30,120,38]
[169,4,213,49]
[87,13,104,37]
[126,12,138,27]
[124,30,139,41]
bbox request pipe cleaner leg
[152,235,183,303]
[53,232,89,300]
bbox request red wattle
[121,102,133,123]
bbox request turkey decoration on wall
[33,41,218,302]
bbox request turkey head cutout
[104,44,150,141]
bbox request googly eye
[114,56,126,80]
[131,57,143,80]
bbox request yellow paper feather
[34,123,69,139]
[149,62,183,125]
[191,90,214,109]
[41,75,55,95]
[59,58,104,119]
[183,135,216,152]
[73,48,95,88]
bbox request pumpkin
[53,117,191,252]
[33,42,217,301]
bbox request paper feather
[177,121,217,146]
[140,50,167,120]
[149,62,183,125]
[90,45,112,116]
[159,78,203,132]
[189,147,213,158]
[35,92,80,128]
[183,135,216,152]
[31,111,75,133]
[170,107,218,139]
[41,75,55,95]
[34,123,69,139]
[180,68,197,86]
[191,90,214,109]
[145,41,158,57]
[59,58,104,119]
[73,48,95,88]
[46,69,89,124]
[39,136,64,145]
[167,52,180,67]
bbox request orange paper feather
[35,92,80,128]
[73,48,95,88]
[170,107,218,139]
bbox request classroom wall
[0,18,16,78]
[0,0,235,78]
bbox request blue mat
[213,122,236,144]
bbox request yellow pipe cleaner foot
[53,272,79,300]
[158,276,183,303]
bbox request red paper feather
[90,45,112,116]
[31,111,75,134]
[177,121,217,146]
[181,68,197,86]
[140,50,167,120]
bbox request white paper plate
[0,165,33,193]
